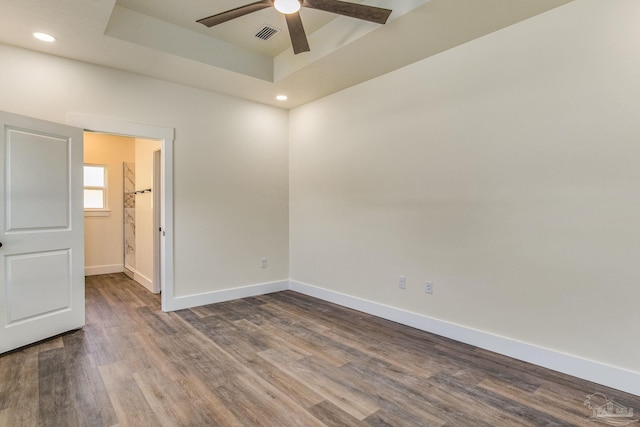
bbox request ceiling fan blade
[285,12,310,54]
[197,0,273,27]
[302,0,391,24]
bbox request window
[84,164,109,215]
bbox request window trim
[84,209,111,217]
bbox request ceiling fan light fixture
[274,0,301,14]
[197,0,392,55]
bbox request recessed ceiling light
[276,95,288,101]
[33,32,56,42]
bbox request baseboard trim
[85,264,123,276]
[134,270,157,294]
[168,280,290,312]
[288,280,640,397]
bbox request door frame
[152,148,161,294]
[67,114,175,312]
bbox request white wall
[0,43,290,299]
[290,0,640,378]
[134,138,161,290]
[84,133,134,275]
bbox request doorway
[84,133,161,293]
[69,113,174,312]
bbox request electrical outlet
[399,276,406,289]
[425,281,433,294]
[260,258,268,268]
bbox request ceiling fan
[197,0,392,54]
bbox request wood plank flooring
[1,273,638,426]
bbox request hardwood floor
[0,273,638,426]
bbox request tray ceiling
[0,0,573,108]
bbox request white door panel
[6,128,70,231]
[6,250,72,323]
[0,110,84,353]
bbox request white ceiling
[0,0,572,108]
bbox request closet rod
[128,188,152,195]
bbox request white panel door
[0,110,84,353]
